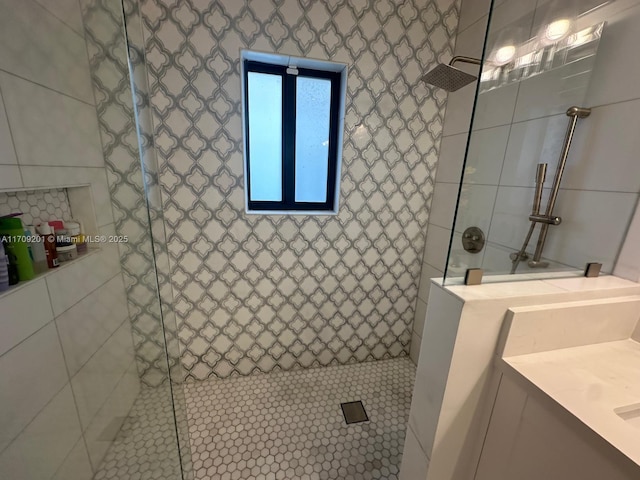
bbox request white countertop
[503,339,640,467]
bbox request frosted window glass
[295,76,331,203]
[247,72,282,201]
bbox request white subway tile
[614,204,640,282]
[399,425,430,480]
[486,0,537,44]
[430,182,458,229]
[33,0,84,35]
[0,166,22,189]
[46,225,121,317]
[454,14,487,59]
[71,320,136,429]
[500,114,567,187]
[546,189,637,272]
[0,73,103,168]
[473,83,519,130]
[424,224,451,271]
[585,3,640,107]
[563,100,640,193]
[0,323,68,452]
[0,279,54,356]
[0,385,82,480]
[441,82,476,137]
[0,88,17,165]
[83,361,140,468]
[512,55,597,123]
[435,133,466,184]
[52,438,93,480]
[56,274,129,377]
[453,184,498,235]
[418,264,443,304]
[0,0,93,103]
[457,0,491,34]
[438,126,509,186]
[409,287,464,459]
[464,126,510,185]
[414,297,427,338]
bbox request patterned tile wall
[82,3,194,473]
[0,189,72,227]
[81,0,178,387]
[137,0,460,381]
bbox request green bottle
[0,217,35,282]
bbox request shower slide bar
[510,106,591,274]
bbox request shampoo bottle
[37,223,59,269]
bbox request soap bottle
[2,239,19,285]
[0,241,9,292]
[25,225,48,274]
[0,217,35,281]
[37,222,59,269]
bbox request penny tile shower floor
[94,357,415,480]
[185,357,416,480]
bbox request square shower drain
[341,401,369,424]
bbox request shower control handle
[529,214,562,225]
[462,226,485,254]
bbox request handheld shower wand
[510,163,547,272]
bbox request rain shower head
[421,56,482,92]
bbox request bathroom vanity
[476,297,640,480]
[400,276,640,480]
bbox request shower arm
[449,56,482,67]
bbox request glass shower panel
[443,0,633,284]
[0,0,188,478]
[82,0,192,478]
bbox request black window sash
[244,60,341,211]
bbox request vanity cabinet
[474,374,639,480]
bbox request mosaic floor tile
[184,357,416,480]
[93,385,183,480]
[94,358,415,480]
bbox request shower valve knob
[462,226,485,254]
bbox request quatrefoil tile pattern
[138,0,460,380]
[82,0,178,387]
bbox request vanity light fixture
[540,17,574,45]
[492,45,517,65]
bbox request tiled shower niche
[0,188,73,227]
[0,185,102,286]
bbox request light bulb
[542,18,573,44]
[493,45,516,66]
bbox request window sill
[245,209,338,216]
